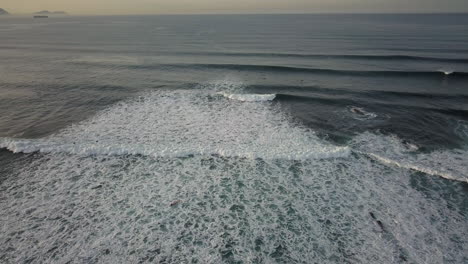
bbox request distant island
[0,8,10,15]
[34,10,67,15]
[0,8,68,17]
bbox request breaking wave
[0,81,466,263]
[217,92,276,102]
[438,70,454,75]
[351,132,468,183]
[0,88,346,160]
[0,82,465,181]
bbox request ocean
[0,14,467,263]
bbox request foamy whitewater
[0,83,467,263]
[0,89,345,160]
[219,92,276,102]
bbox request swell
[5,44,466,64]
[176,52,468,63]
[384,47,468,54]
[129,63,468,79]
[275,93,468,115]
[4,45,467,63]
[248,84,468,101]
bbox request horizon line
[3,11,468,16]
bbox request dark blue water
[0,14,467,263]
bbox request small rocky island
[0,8,10,15]
[34,10,67,15]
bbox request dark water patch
[436,109,468,119]
[248,84,468,101]
[366,90,468,101]
[275,93,468,115]
[276,93,357,106]
[273,89,468,121]
[176,52,468,64]
[384,47,468,54]
[275,93,468,149]
[0,83,139,138]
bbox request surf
[217,92,276,102]
[0,88,347,160]
[0,81,466,263]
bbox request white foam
[0,88,346,160]
[352,132,468,183]
[218,92,276,102]
[348,106,377,120]
[0,84,466,263]
[439,70,454,75]
[1,140,466,263]
[0,137,348,160]
[363,152,467,183]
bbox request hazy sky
[2,0,468,15]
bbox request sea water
[0,14,467,263]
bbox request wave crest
[218,92,276,102]
[351,132,468,183]
[0,137,349,160]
